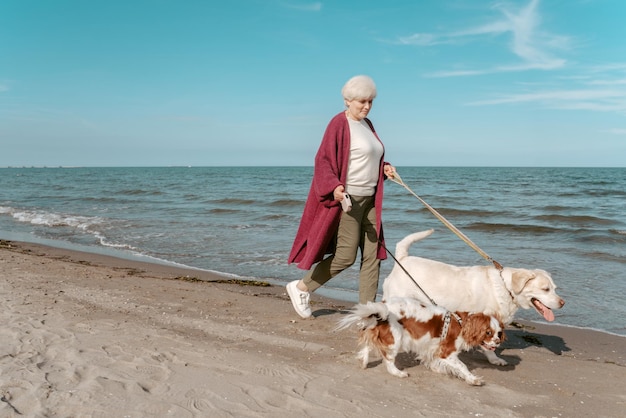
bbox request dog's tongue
[533,299,555,322]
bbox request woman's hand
[384,164,397,179]
[333,185,345,201]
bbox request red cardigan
[288,111,388,270]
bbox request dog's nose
[559,299,565,307]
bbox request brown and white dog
[382,229,565,365]
[336,297,504,386]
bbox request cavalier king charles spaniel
[336,297,505,386]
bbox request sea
[1,166,624,336]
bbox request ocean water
[1,166,624,335]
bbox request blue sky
[1,0,625,167]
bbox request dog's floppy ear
[511,270,536,294]
[461,314,491,345]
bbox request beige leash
[388,171,504,271]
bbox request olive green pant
[302,195,380,303]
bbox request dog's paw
[392,370,409,378]
[489,357,508,366]
[385,363,409,378]
[466,375,484,386]
[357,350,370,369]
[482,350,508,366]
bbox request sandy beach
[1,240,624,417]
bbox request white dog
[336,297,504,386]
[382,230,565,365]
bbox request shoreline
[1,239,625,417]
[4,237,624,339]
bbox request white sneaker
[286,280,312,318]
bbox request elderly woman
[287,75,396,318]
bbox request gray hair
[341,75,377,100]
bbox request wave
[583,251,626,264]
[1,206,103,229]
[556,189,626,198]
[395,207,429,215]
[434,207,502,218]
[544,205,576,212]
[268,199,303,208]
[465,222,562,235]
[211,198,256,205]
[0,205,135,251]
[576,231,626,246]
[534,214,616,226]
[387,204,509,219]
[584,189,626,197]
[208,208,241,214]
[118,189,164,196]
[258,214,292,221]
[82,196,123,203]
[466,220,624,236]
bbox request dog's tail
[395,229,435,260]
[335,302,390,332]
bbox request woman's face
[345,97,374,121]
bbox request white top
[346,118,384,197]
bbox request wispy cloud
[281,1,322,12]
[468,88,626,113]
[589,79,626,86]
[396,33,441,46]
[397,0,570,77]
[603,128,626,135]
[492,0,567,67]
[467,61,626,114]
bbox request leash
[381,239,462,332]
[381,240,437,306]
[388,171,504,272]
[383,172,515,305]
[380,170,515,332]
